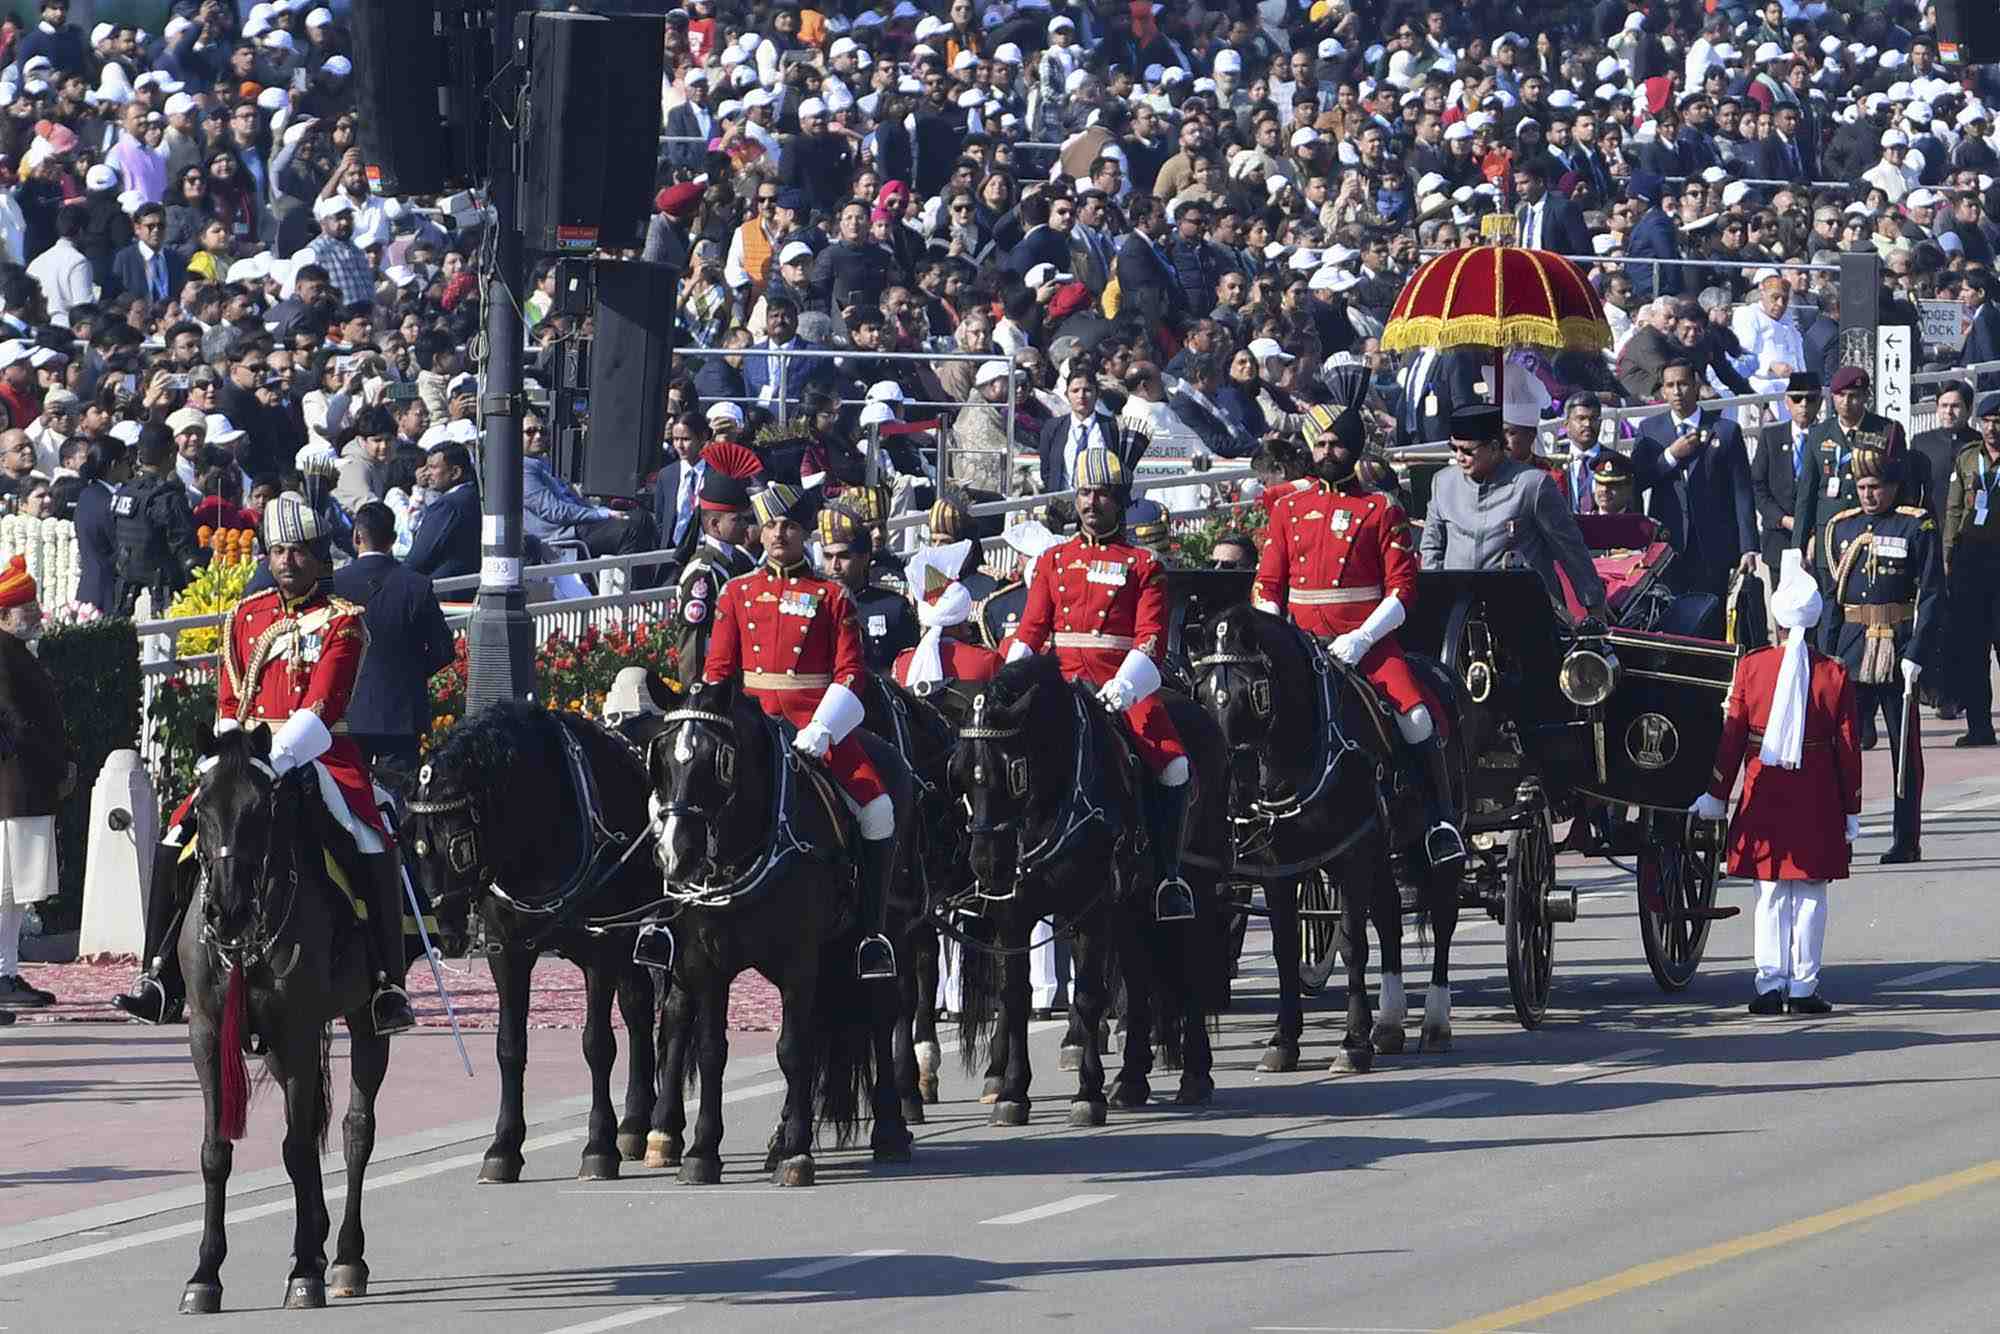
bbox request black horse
[1191,606,1468,1072]
[947,654,1230,1123]
[402,700,659,1184]
[646,676,913,1185]
[176,725,391,1314]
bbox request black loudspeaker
[1937,0,2000,64]
[520,13,666,255]
[347,0,489,196]
[584,260,679,498]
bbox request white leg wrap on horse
[1159,756,1191,787]
[857,793,895,841]
[1379,972,1406,1024]
[1425,981,1451,1026]
[1396,705,1435,745]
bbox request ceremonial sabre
[400,863,473,1076]
[1896,672,1917,802]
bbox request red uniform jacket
[1706,645,1863,882]
[1015,531,1184,772]
[1252,483,1439,718]
[892,638,1002,689]
[704,560,886,805]
[174,585,384,834]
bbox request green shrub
[39,619,142,922]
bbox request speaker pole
[468,3,537,709]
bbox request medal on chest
[1085,559,1128,587]
[779,590,820,619]
[1330,509,1354,538]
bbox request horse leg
[1106,914,1153,1109]
[615,965,657,1163]
[279,1036,330,1310]
[1422,866,1461,1053]
[679,978,729,1184]
[871,978,914,1163]
[769,963,819,1186]
[577,956,623,1180]
[180,1014,231,1314]
[1330,860,1377,1074]
[1371,858,1409,1054]
[893,940,923,1126]
[989,938,1033,1126]
[330,1027,389,1299]
[1259,879,1303,1072]
[648,979,693,1168]
[478,942,534,1184]
[913,923,942,1104]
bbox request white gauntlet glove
[1844,814,1860,844]
[1096,678,1135,712]
[792,723,834,760]
[1329,631,1369,667]
[1900,659,1922,684]
[1689,792,1729,822]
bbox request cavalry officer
[1693,556,1862,1016]
[703,483,899,978]
[926,485,1001,601]
[668,468,756,690]
[1254,404,1465,869]
[818,503,920,673]
[895,540,1003,697]
[1942,393,2000,748]
[1007,446,1197,922]
[115,497,416,1031]
[1818,450,1942,864]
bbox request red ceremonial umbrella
[1381,240,1613,396]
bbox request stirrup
[111,974,177,1025]
[1425,822,1467,869]
[1154,876,1196,922]
[856,934,897,980]
[370,983,417,1035]
[633,922,676,973]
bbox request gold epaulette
[1895,505,1929,521]
[1829,506,1864,525]
[326,595,363,616]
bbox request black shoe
[1860,720,1878,750]
[1955,732,1997,749]
[1748,990,1785,1016]
[0,1008,13,1025]
[1880,843,1922,865]
[370,984,417,1035]
[1154,876,1197,922]
[632,921,676,973]
[111,976,183,1025]
[856,934,896,980]
[1787,993,1834,1016]
[0,974,54,1008]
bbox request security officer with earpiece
[110,423,206,618]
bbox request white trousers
[1754,879,1827,997]
[0,902,21,975]
[935,918,1064,1012]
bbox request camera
[167,373,191,391]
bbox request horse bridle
[957,693,1031,837]
[649,707,738,826]
[1192,617,1358,821]
[194,752,302,976]
[406,765,488,886]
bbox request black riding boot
[1144,780,1197,922]
[1412,735,1466,871]
[855,837,898,980]
[111,841,194,1024]
[363,854,418,1034]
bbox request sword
[1895,672,1917,802]
[400,862,473,1077]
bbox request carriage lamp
[1558,645,1621,709]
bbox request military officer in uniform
[1255,405,1465,868]
[1942,392,2000,747]
[1420,404,1611,623]
[926,485,1002,602]
[836,482,907,589]
[703,484,903,978]
[1794,366,1921,561]
[895,541,1003,698]
[114,497,417,1031]
[668,470,756,690]
[1124,498,1170,552]
[1007,446,1197,922]
[819,504,920,673]
[110,424,205,618]
[1818,451,1941,864]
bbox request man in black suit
[1395,346,1484,448]
[1112,195,1184,332]
[1754,104,1814,184]
[109,203,187,304]
[406,444,481,580]
[1036,353,1121,494]
[1631,358,1759,599]
[1513,162,1591,258]
[74,438,130,612]
[663,72,715,173]
[334,503,455,772]
[1751,371,1820,573]
[1911,380,1977,527]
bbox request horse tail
[219,963,250,1141]
[953,917,1002,1075]
[811,965,873,1150]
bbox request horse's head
[1192,606,1279,756]
[649,677,756,884]
[191,723,295,949]
[404,714,509,907]
[948,655,1063,890]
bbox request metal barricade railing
[1909,359,2000,437]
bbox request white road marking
[1881,964,1977,988]
[1553,1046,1663,1075]
[1187,1140,1307,1170]
[540,1306,684,1334]
[978,1193,1117,1226]
[768,1249,905,1280]
[1389,1092,1489,1118]
[1936,792,2000,815]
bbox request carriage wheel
[1504,807,1556,1029]
[1297,871,1341,996]
[1638,817,1721,993]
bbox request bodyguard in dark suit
[1112,199,1185,331]
[334,503,456,772]
[1631,358,1758,598]
[405,444,481,580]
[1513,162,1592,258]
[1751,372,1821,571]
[73,443,129,612]
[1910,380,1978,527]
[1395,346,1485,448]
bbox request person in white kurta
[1729,275,1808,411]
[0,556,70,1009]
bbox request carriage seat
[1557,515,1676,625]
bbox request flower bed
[430,619,683,734]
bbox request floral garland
[0,514,79,608]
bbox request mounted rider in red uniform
[1254,405,1466,867]
[1006,446,1197,922]
[893,540,1003,696]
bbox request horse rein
[650,704,819,909]
[1192,619,1360,822]
[192,752,303,978]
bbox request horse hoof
[772,1154,816,1187]
[1058,1044,1084,1072]
[1256,1045,1299,1074]
[1108,1078,1151,1108]
[1329,1046,1374,1075]
[979,1076,1003,1104]
[178,1284,222,1315]
[1174,1080,1215,1107]
[914,1040,942,1077]
[1068,1099,1108,1127]
[678,1156,724,1185]
[284,1277,326,1310]
[616,1130,648,1162]
[577,1151,621,1181]
[918,1074,940,1104]
[476,1154,523,1185]
[1152,1045,1183,1073]
[643,1131,682,1170]
[1371,1024,1407,1055]
[873,1142,914,1164]
[989,1100,1031,1127]
[1419,1023,1453,1053]
[900,1096,927,1125]
[328,1264,368,1300]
